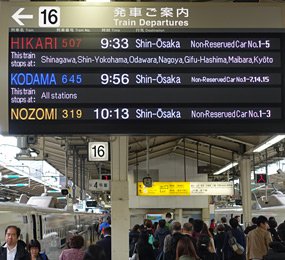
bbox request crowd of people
[0,222,111,260]
[129,213,285,260]
[2,213,285,260]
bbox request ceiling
[31,135,267,178]
[2,134,285,201]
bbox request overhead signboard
[1,2,285,134]
[138,182,191,196]
[190,181,234,196]
[137,181,233,196]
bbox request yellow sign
[137,182,190,196]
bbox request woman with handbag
[134,230,155,260]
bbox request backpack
[227,231,244,255]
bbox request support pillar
[239,156,252,228]
[202,207,210,224]
[175,208,183,224]
[111,136,129,260]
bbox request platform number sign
[39,7,60,27]
[89,179,110,191]
[88,142,109,161]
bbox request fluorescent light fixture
[213,162,238,175]
[253,135,285,153]
[85,0,111,2]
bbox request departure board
[4,3,285,134]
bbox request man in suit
[96,226,111,260]
[0,225,29,260]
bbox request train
[0,196,101,260]
[214,192,285,226]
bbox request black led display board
[5,3,285,134]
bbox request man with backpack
[163,221,184,260]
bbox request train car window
[32,215,37,239]
[22,216,28,224]
[39,215,43,240]
[86,201,97,208]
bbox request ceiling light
[85,0,111,2]
[213,162,238,175]
[253,135,285,153]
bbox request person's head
[188,218,194,225]
[106,216,111,225]
[132,224,140,232]
[83,244,106,260]
[5,225,20,248]
[28,240,41,257]
[201,222,209,235]
[268,219,278,229]
[103,227,111,236]
[251,217,258,225]
[166,212,172,219]
[269,216,276,222]
[257,215,269,230]
[193,219,204,233]
[176,236,196,258]
[229,218,239,229]
[153,222,158,231]
[211,219,215,223]
[166,212,172,222]
[158,219,166,229]
[216,224,225,233]
[144,219,153,229]
[277,222,285,241]
[221,217,227,224]
[172,222,182,233]
[182,223,193,234]
[69,235,84,249]
[234,216,240,223]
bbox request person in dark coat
[96,227,111,260]
[221,217,231,232]
[214,224,228,260]
[264,222,285,260]
[197,235,218,260]
[83,244,106,260]
[0,225,29,260]
[136,230,155,260]
[129,224,140,257]
[268,219,281,242]
[28,239,49,260]
[154,219,170,253]
[244,217,257,235]
[224,218,246,260]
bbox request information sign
[2,2,285,134]
[138,182,190,196]
[137,181,233,196]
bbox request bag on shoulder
[227,231,244,255]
